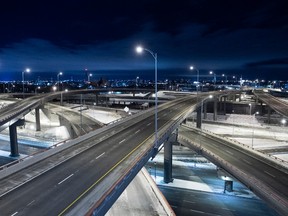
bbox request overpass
[253,89,288,123]
[0,89,287,215]
[0,90,237,215]
[178,125,288,216]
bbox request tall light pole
[222,74,227,84]
[209,71,216,87]
[88,73,92,83]
[189,66,199,94]
[57,72,63,91]
[22,68,30,98]
[136,46,158,148]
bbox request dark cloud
[245,58,288,68]
[0,0,287,80]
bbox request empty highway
[179,125,288,215]
[0,93,206,215]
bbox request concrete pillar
[95,93,99,106]
[219,97,223,112]
[213,99,218,121]
[164,140,173,183]
[223,97,227,115]
[224,180,233,192]
[9,119,25,157]
[203,102,207,119]
[60,92,63,106]
[267,106,271,124]
[238,94,241,102]
[196,106,202,129]
[35,107,41,131]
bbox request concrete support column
[223,97,227,115]
[213,99,218,121]
[238,94,241,102]
[224,180,233,192]
[9,119,25,157]
[164,140,173,183]
[60,92,63,106]
[203,102,207,119]
[267,106,271,124]
[260,101,263,115]
[196,106,202,129]
[35,107,41,131]
[95,93,99,106]
[219,97,223,112]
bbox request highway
[253,90,288,117]
[0,93,206,215]
[178,125,288,215]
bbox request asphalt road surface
[0,94,204,215]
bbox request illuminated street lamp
[136,45,158,148]
[52,86,57,92]
[22,68,30,98]
[222,74,227,84]
[57,72,63,91]
[189,66,199,94]
[88,73,92,82]
[209,71,216,89]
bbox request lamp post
[57,72,63,91]
[136,46,158,148]
[209,71,216,89]
[22,68,30,98]
[189,66,199,94]
[222,74,227,84]
[88,73,92,82]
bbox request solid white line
[264,170,276,178]
[183,199,195,204]
[96,152,105,160]
[58,174,74,185]
[11,212,18,216]
[119,139,126,144]
[242,158,252,165]
[27,200,35,206]
[135,129,140,134]
[225,150,234,155]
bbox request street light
[22,68,30,98]
[88,73,92,83]
[136,45,158,148]
[222,74,227,84]
[209,71,216,89]
[57,72,63,91]
[189,66,199,94]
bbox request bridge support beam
[9,119,25,157]
[267,106,271,124]
[35,107,41,131]
[224,180,233,192]
[95,93,99,106]
[223,96,227,115]
[164,140,173,183]
[213,98,218,121]
[196,106,202,129]
[203,102,207,119]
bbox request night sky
[0,0,288,81]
